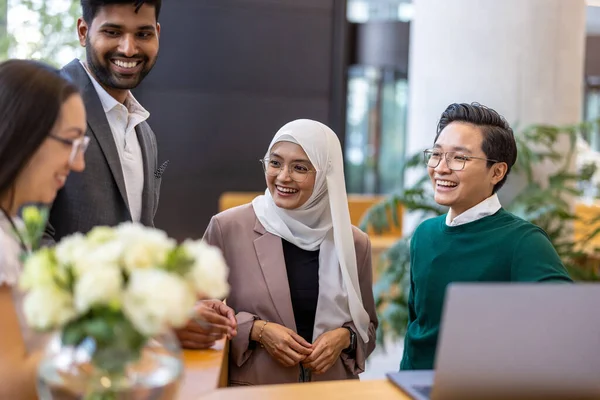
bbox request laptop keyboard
[413,385,433,399]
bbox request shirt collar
[79,60,149,118]
[445,193,502,227]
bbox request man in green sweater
[400,103,572,371]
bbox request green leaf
[83,318,114,344]
[163,246,195,275]
[61,319,87,347]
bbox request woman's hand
[302,328,350,375]
[176,300,238,349]
[251,321,312,367]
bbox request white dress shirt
[445,193,502,226]
[81,61,149,222]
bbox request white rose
[183,240,230,299]
[23,287,76,330]
[74,265,123,312]
[122,269,195,336]
[115,223,175,271]
[54,233,88,266]
[19,248,56,291]
[59,240,124,278]
[87,239,126,270]
[86,226,117,244]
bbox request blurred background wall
[132,0,348,239]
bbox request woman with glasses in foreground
[0,59,87,399]
[203,119,378,385]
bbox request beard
[85,36,157,90]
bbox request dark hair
[81,0,162,24]
[0,59,80,208]
[435,102,517,193]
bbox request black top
[282,239,320,344]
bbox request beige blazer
[203,203,378,386]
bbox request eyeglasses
[423,149,499,171]
[259,158,315,183]
[49,135,91,166]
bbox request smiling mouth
[276,185,298,194]
[436,180,458,188]
[111,59,142,70]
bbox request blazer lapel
[253,219,296,330]
[136,124,154,226]
[62,60,130,211]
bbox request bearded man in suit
[47,0,237,349]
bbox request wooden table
[200,379,408,399]
[180,341,408,399]
[179,340,228,399]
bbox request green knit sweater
[400,208,572,371]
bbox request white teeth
[437,180,457,187]
[113,60,138,69]
[277,186,298,193]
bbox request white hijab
[252,119,370,342]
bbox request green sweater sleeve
[510,227,573,282]
[400,233,418,370]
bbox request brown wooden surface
[198,379,409,400]
[218,191,403,238]
[574,201,600,255]
[179,340,228,399]
[180,340,407,399]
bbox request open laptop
[387,283,600,400]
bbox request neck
[0,193,19,218]
[84,61,129,104]
[449,193,495,221]
[105,85,129,104]
[448,208,461,221]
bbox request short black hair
[0,59,80,210]
[81,0,161,24]
[435,102,517,193]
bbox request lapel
[136,124,154,225]
[252,218,296,330]
[62,60,130,212]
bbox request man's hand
[251,321,312,367]
[302,328,350,374]
[176,300,238,349]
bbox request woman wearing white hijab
[203,119,378,385]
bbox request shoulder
[351,225,371,261]
[211,203,257,232]
[0,228,22,287]
[497,210,551,240]
[204,204,260,251]
[414,214,445,236]
[60,60,89,90]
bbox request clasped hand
[255,322,349,375]
[301,328,349,375]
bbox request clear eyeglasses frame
[49,135,91,166]
[423,149,499,171]
[259,158,316,183]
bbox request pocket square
[154,160,169,178]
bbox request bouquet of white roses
[18,221,229,373]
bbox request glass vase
[37,329,184,400]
